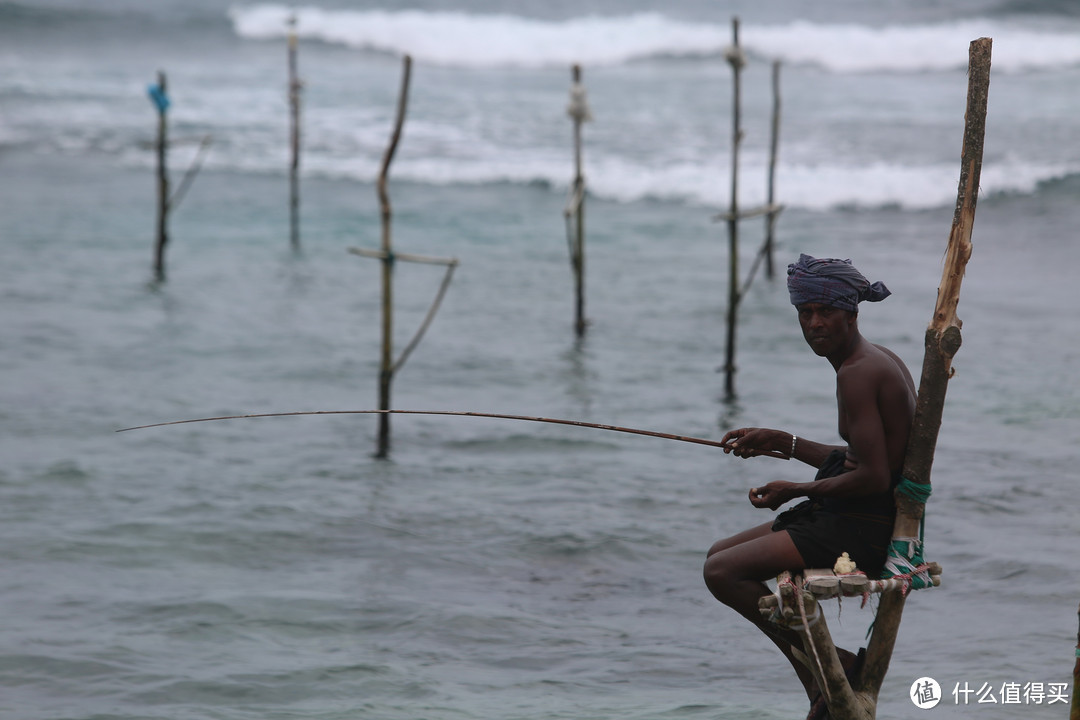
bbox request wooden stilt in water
[714,24,785,399]
[287,14,302,252]
[351,55,458,459]
[857,39,991,711]
[375,56,410,459]
[144,72,211,282]
[764,60,781,280]
[722,18,745,401]
[150,71,169,283]
[1071,600,1080,720]
[565,64,592,337]
[757,38,992,720]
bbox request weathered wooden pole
[150,71,169,282]
[565,63,591,337]
[764,60,781,280]
[714,32,785,396]
[374,55,412,459]
[857,40,992,710]
[143,74,211,281]
[1071,600,1080,720]
[348,55,458,458]
[722,18,745,400]
[764,38,991,720]
[287,14,302,252]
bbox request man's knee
[703,552,738,598]
[706,537,731,558]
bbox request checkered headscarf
[787,254,890,312]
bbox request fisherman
[703,254,917,716]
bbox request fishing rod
[116,409,787,458]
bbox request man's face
[796,302,856,357]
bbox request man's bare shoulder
[872,342,917,395]
[837,341,915,394]
[872,343,907,368]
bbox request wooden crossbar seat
[758,563,942,626]
[802,563,941,598]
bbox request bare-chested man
[703,254,917,717]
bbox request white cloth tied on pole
[723,44,746,70]
[567,83,593,123]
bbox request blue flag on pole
[147,83,170,114]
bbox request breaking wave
[230,5,1080,73]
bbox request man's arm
[806,363,892,496]
[721,427,841,469]
[747,363,892,510]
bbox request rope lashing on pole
[880,478,934,593]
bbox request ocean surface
[1,1,1078,718]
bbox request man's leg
[704,526,819,698]
[706,520,776,558]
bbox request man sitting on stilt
[703,254,916,718]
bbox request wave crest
[230,5,1080,72]
[230,7,725,68]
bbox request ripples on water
[2,155,1074,719]
[3,1,1080,714]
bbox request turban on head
[787,254,890,312]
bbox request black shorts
[772,500,892,577]
[771,450,894,577]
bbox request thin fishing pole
[116,409,785,457]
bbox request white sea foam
[230,7,727,68]
[298,149,1077,211]
[15,84,1073,212]
[594,158,1079,210]
[5,4,1071,212]
[230,5,1080,73]
[744,20,1080,73]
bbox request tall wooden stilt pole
[713,26,785,399]
[722,18,745,400]
[572,65,586,337]
[375,55,412,459]
[287,15,302,252]
[566,64,591,337]
[1071,600,1080,720]
[857,40,992,716]
[349,55,457,458]
[764,60,781,280]
[151,71,169,282]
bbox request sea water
[1,1,1078,718]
